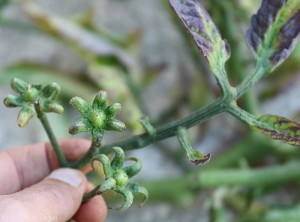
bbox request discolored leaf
[247,0,300,72]
[169,0,230,73]
[252,114,300,146]
[176,127,210,165]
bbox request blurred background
[2,0,300,221]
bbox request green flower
[68,91,126,146]
[3,78,63,127]
[91,147,148,210]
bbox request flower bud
[41,100,64,114]
[40,82,60,100]
[106,103,122,118]
[24,87,39,102]
[17,105,35,127]
[92,90,108,110]
[105,119,126,132]
[69,119,91,135]
[10,78,28,94]
[70,96,91,118]
[3,95,24,107]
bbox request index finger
[0,138,92,195]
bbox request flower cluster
[68,91,126,146]
[91,147,148,210]
[3,78,63,127]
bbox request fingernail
[48,168,83,187]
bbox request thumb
[0,168,87,222]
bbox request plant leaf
[169,0,231,73]
[247,0,300,72]
[252,114,300,146]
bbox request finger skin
[73,182,107,222]
[0,139,107,221]
[0,138,91,194]
[0,168,87,222]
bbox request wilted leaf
[247,0,300,72]
[252,114,300,146]
[169,0,231,74]
[23,3,135,69]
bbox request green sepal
[106,103,122,118]
[98,177,116,194]
[104,119,126,132]
[92,90,108,110]
[17,105,36,127]
[112,187,134,211]
[91,154,112,177]
[3,95,25,107]
[68,119,91,135]
[40,82,60,100]
[10,78,28,94]
[110,147,125,171]
[123,157,142,178]
[252,114,300,146]
[40,100,64,114]
[69,96,92,118]
[126,182,148,208]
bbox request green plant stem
[227,102,260,126]
[69,141,99,169]
[144,162,300,203]
[34,100,68,167]
[82,185,100,203]
[235,63,267,99]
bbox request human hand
[0,139,107,222]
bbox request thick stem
[34,100,68,167]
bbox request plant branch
[34,100,68,167]
[69,141,100,169]
[82,185,100,203]
[227,101,261,126]
[235,62,267,100]
[71,96,229,168]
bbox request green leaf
[169,0,231,74]
[252,114,300,146]
[247,0,300,72]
